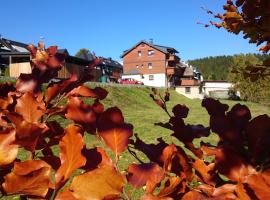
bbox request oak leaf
[2,160,52,197]
[68,165,125,200]
[55,125,86,188]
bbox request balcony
[166,67,182,76]
[168,55,180,62]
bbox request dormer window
[148,50,154,56]
[138,51,142,57]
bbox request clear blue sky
[1,0,259,61]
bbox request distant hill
[188,54,268,81]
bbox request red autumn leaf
[0,128,18,166]
[91,100,104,114]
[201,146,254,182]
[245,114,270,162]
[16,73,40,94]
[68,86,108,100]
[82,147,113,170]
[55,125,86,188]
[16,122,48,152]
[15,92,45,123]
[182,190,237,200]
[65,96,96,125]
[68,165,125,200]
[159,144,178,171]
[98,107,133,157]
[45,74,78,104]
[2,160,52,197]
[127,163,165,193]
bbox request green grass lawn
[2,83,270,200]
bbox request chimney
[149,38,153,44]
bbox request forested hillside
[188,54,268,80]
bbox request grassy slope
[3,84,270,200]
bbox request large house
[121,40,185,87]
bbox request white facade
[122,73,166,87]
[175,86,203,99]
[203,82,233,96]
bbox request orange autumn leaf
[0,129,18,166]
[55,125,86,188]
[235,183,251,200]
[127,163,165,193]
[140,194,173,200]
[245,173,270,200]
[68,86,108,100]
[98,107,133,157]
[157,176,184,198]
[55,189,79,200]
[65,96,96,125]
[15,92,45,123]
[68,165,125,200]
[99,127,133,157]
[2,160,52,197]
[45,74,78,104]
[193,159,215,185]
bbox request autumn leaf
[65,96,96,125]
[98,107,133,157]
[140,194,173,200]
[2,160,52,197]
[82,147,113,170]
[157,176,184,198]
[17,122,48,151]
[193,159,215,185]
[245,173,270,200]
[15,92,45,123]
[0,129,18,166]
[55,125,86,188]
[45,74,78,104]
[127,163,165,193]
[67,165,125,200]
[99,126,133,157]
[55,189,79,200]
[68,86,108,100]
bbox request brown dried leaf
[0,129,18,166]
[69,86,108,100]
[15,92,45,123]
[65,97,96,125]
[55,125,86,188]
[68,165,125,200]
[2,160,52,197]
[127,163,165,193]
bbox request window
[141,64,144,68]
[185,87,191,94]
[141,43,145,47]
[138,51,142,57]
[148,63,152,69]
[136,65,139,68]
[148,50,154,56]
[149,75,154,80]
